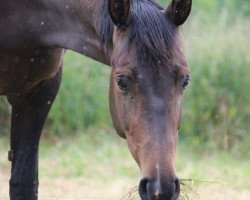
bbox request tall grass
[47,53,112,134]
[159,0,250,16]
[0,1,249,155]
[181,10,250,154]
[0,97,10,135]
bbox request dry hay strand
[121,183,197,200]
[121,179,226,200]
[179,179,200,200]
[179,178,227,200]
[121,186,140,200]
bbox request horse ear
[108,0,131,27]
[165,0,192,26]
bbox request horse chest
[0,48,64,95]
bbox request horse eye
[181,75,191,90]
[115,76,129,90]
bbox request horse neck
[39,0,112,65]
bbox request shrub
[180,12,250,152]
[46,52,112,135]
[0,97,10,135]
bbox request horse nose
[139,177,180,200]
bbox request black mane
[96,0,179,67]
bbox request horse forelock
[130,0,180,69]
[96,0,182,71]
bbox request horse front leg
[7,68,62,200]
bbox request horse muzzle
[139,177,180,200]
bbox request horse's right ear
[165,0,192,26]
[108,0,131,28]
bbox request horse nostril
[139,178,149,200]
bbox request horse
[0,0,192,199]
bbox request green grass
[47,51,112,134]
[179,10,250,153]
[1,130,250,200]
[39,128,139,180]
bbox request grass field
[1,128,250,200]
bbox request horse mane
[95,0,114,55]
[96,0,180,68]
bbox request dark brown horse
[0,0,192,199]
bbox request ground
[0,129,250,200]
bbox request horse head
[108,0,192,199]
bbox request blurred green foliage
[0,0,249,155]
[47,53,112,134]
[159,0,250,16]
[181,11,250,155]
[0,97,10,135]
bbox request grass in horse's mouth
[179,179,199,200]
[121,182,199,200]
[121,179,226,200]
[121,186,140,200]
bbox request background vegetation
[0,0,250,199]
[1,0,249,155]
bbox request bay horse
[0,0,192,199]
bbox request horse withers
[0,0,192,200]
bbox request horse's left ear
[165,0,192,26]
[108,0,131,28]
